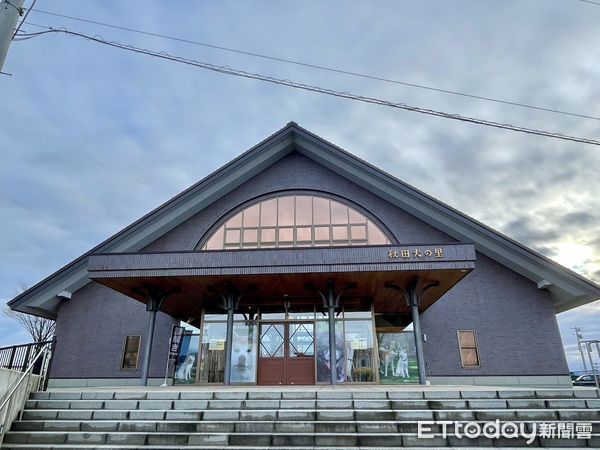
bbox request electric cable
[20,7,600,122]
[12,0,36,39]
[15,24,600,147]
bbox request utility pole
[584,342,600,389]
[572,327,588,372]
[0,0,24,73]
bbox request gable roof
[8,122,600,317]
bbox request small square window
[348,208,366,224]
[458,330,476,348]
[261,228,276,242]
[278,227,294,242]
[332,225,348,240]
[225,229,241,244]
[350,225,367,240]
[243,229,258,243]
[460,348,479,367]
[296,227,312,241]
[314,226,330,241]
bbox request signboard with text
[387,247,444,260]
[168,325,185,363]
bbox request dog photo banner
[377,332,419,384]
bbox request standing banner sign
[169,325,185,363]
[161,325,185,386]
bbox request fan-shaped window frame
[198,192,393,250]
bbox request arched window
[200,194,391,250]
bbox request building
[8,122,600,388]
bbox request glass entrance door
[257,322,315,385]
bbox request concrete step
[0,446,563,450]
[10,419,600,433]
[3,430,599,447]
[28,388,600,401]
[18,408,600,422]
[23,397,600,411]
[4,388,599,449]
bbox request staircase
[1,387,599,448]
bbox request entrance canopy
[87,243,476,319]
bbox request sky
[0,1,599,371]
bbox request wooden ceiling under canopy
[87,244,476,321]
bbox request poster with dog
[229,322,257,383]
[316,321,346,382]
[377,332,418,384]
[173,333,199,384]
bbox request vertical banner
[315,321,346,383]
[173,332,200,384]
[229,322,257,383]
[169,325,185,363]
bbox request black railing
[0,340,53,374]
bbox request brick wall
[51,151,568,379]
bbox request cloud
[0,312,31,347]
[503,218,561,246]
[557,211,598,229]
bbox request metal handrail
[0,340,53,352]
[0,340,53,372]
[0,343,51,443]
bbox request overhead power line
[12,0,37,39]
[15,24,600,147]
[21,7,600,122]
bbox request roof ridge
[290,126,600,293]
[8,122,600,316]
[7,122,299,310]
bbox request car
[570,370,587,381]
[573,374,600,386]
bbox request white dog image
[395,347,409,378]
[175,354,195,380]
